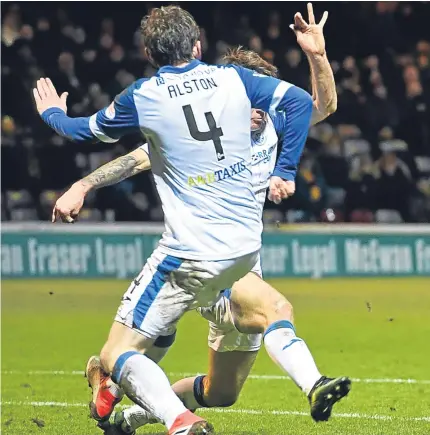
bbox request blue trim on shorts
[263,320,296,339]
[133,255,183,328]
[154,330,177,348]
[112,351,140,384]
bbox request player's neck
[171,58,197,68]
[174,62,190,68]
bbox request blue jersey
[41,60,312,261]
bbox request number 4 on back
[182,104,225,161]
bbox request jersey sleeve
[40,80,145,143]
[270,91,311,182]
[232,65,312,181]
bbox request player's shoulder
[217,63,256,77]
[115,78,150,99]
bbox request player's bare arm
[80,148,150,190]
[52,147,150,223]
[291,3,337,125]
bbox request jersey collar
[157,59,202,74]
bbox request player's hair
[140,6,200,67]
[223,47,279,78]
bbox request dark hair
[140,6,200,67]
[223,47,278,78]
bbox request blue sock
[193,375,209,407]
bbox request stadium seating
[1,2,429,223]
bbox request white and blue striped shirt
[41,60,312,260]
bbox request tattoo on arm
[82,154,141,190]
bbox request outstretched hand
[290,3,328,56]
[33,78,68,116]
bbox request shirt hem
[156,243,261,261]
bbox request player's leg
[85,330,177,421]
[87,330,178,435]
[229,271,351,421]
[90,249,213,435]
[112,310,259,434]
[176,347,258,409]
[91,249,258,434]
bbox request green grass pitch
[2,278,430,435]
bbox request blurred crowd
[2,2,430,223]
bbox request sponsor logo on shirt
[187,160,248,187]
[252,145,277,165]
[252,130,266,146]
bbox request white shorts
[198,256,263,352]
[115,247,259,339]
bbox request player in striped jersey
[53,6,350,435]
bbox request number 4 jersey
[45,59,312,261]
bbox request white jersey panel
[133,64,262,261]
[251,117,278,210]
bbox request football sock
[264,320,322,395]
[112,351,187,429]
[174,375,205,410]
[122,405,158,432]
[122,375,204,431]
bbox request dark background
[2,1,430,224]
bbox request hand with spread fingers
[268,176,296,205]
[290,3,328,56]
[33,78,69,116]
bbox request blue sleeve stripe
[89,113,118,143]
[269,82,293,116]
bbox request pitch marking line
[2,370,430,385]
[1,401,429,423]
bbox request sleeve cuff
[41,107,66,123]
[272,168,296,181]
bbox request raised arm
[291,3,337,125]
[52,145,151,223]
[233,64,313,203]
[33,78,143,143]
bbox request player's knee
[265,297,294,328]
[146,331,176,363]
[203,376,239,407]
[99,342,132,374]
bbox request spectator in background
[52,52,85,115]
[397,64,430,156]
[279,47,309,90]
[375,150,414,221]
[1,6,21,47]
[317,127,349,189]
[364,81,399,134]
[345,153,378,221]
[291,151,327,221]
[1,2,430,223]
